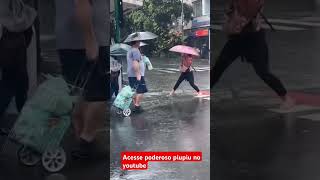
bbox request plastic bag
[12,75,74,152]
[27,75,74,115]
[113,86,135,110]
[143,56,153,70]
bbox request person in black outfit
[170,54,202,96]
[211,0,295,108]
[110,70,120,97]
[173,69,200,93]
[0,27,33,119]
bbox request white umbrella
[139,42,148,47]
[124,32,158,43]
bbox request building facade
[110,0,143,14]
[186,0,210,59]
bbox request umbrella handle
[191,66,197,72]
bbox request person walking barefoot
[170,54,202,96]
[211,0,295,109]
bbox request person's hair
[139,47,143,53]
[130,41,139,46]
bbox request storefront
[187,15,210,59]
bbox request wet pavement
[213,94,320,180]
[115,56,210,109]
[119,56,210,92]
[212,3,320,180]
[110,99,210,180]
[109,42,210,180]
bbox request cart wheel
[42,147,66,172]
[116,108,123,115]
[17,146,41,166]
[123,109,131,117]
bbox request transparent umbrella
[123,32,158,43]
[110,43,131,56]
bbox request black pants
[111,71,120,97]
[0,41,29,118]
[173,70,200,92]
[211,30,287,97]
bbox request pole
[33,0,41,76]
[181,0,184,40]
[114,0,121,43]
[114,0,123,88]
[208,28,211,62]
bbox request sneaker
[71,138,93,159]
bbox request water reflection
[45,174,67,180]
[110,100,210,179]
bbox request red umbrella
[169,45,200,57]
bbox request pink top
[224,0,264,35]
[180,54,193,72]
[181,54,193,67]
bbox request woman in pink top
[169,54,201,96]
[211,0,295,109]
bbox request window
[192,0,202,17]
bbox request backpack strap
[259,12,276,31]
[191,65,197,72]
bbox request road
[115,56,210,109]
[109,54,210,179]
[110,99,210,180]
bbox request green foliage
[122,0,193,56]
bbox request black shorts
[128,76,148,94]
[58,47,110,101]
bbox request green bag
[113,86,134,110]
[27,75,74,115]
[12,75,74,153]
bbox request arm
[74,0,98,61]
[132,60,141,80]
[131,50,142,80]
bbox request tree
[122,0,193,56]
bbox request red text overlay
[121,151,202,170]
